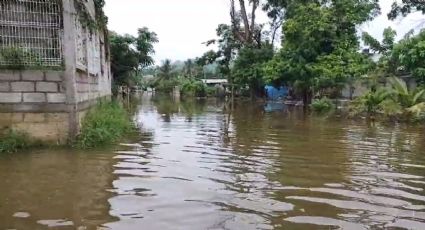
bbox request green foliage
[0,47,43,70]
[153,59,178,92]
[232,44,274,95]
[388,1,425,19]
[362,27,397,54]
[391,30,425,83]
[0,131,30,154]
[313,48,373,96]
[389,77,425,108]
[264,1,379,104]
[76,101,133,149]
[74,0,107,32]
[311,97,334,114]
[349,89,390,117]
[201,24,241,82]
[349,78,425,121]
[110,28,158,86]
[180,80,207,97]
[206,87,217,97]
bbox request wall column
[62,0,79,141]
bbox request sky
[104,0,424,64]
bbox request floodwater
[1,94,425,230]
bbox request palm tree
[389,77,425,108]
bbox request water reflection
[107,94,425,229]
[1,94,425,229]
[0,149,117,229]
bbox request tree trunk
[303,89,312,108]
[238,0,251,43]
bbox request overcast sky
[104,0,424,64]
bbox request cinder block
[0,92,22,103]
[36,82,58,92]
[45,72,63,82]
[0,71,20,81]
[0,82,10,91]
[23,93,46,103]
[21,71,44,81]
[11,82,34,92]
[47,93,66,103]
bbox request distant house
[201,79,228,86]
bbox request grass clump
[76,101,133,149]
[0,131,30,154]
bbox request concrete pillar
[62,0,79,141]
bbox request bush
[348,78,425,121]
[0,131,30,154]
[206,86,217,97]
[76,101,133,148]
[348,89,389,118]
[311,97,334,114]
[180,80,207,97]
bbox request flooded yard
[1,95,425,229]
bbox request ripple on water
[105,97,425,229]
[285,216,368,230]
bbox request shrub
[349,89,389,118]
[311,97,334,114]
[76,101,133,148]
[180,80,207,97]
[206,86,217,97]
[0,131,30,154]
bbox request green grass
[0,131,30,154]
[76,101,134,149]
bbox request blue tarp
[265,85,288,100]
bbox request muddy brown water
[1,94,425,230]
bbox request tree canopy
[388,0,425,20]
[110,27,158,86]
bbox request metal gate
[0,0,63,68]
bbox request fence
[0,0,63,68]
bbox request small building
[201,79,228,86]
[0,0,111,143]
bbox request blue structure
[265,85,288,100]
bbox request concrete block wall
[0,0,112,144]
[0,70,66,104]
[0,112,70,144]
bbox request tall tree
[110,28,158,86]
[388,0,425,20]
[154,59,178,92]
[264,0,379,105]
[391,30,425,84]
[230,0,262,47]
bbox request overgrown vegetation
[76,101,133,149]
[74,0,108,32]
[180,80,207,97]
[349,77,425,121]
[0,47,49,70]
[0,131,30,154]
[311,98,334,114]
